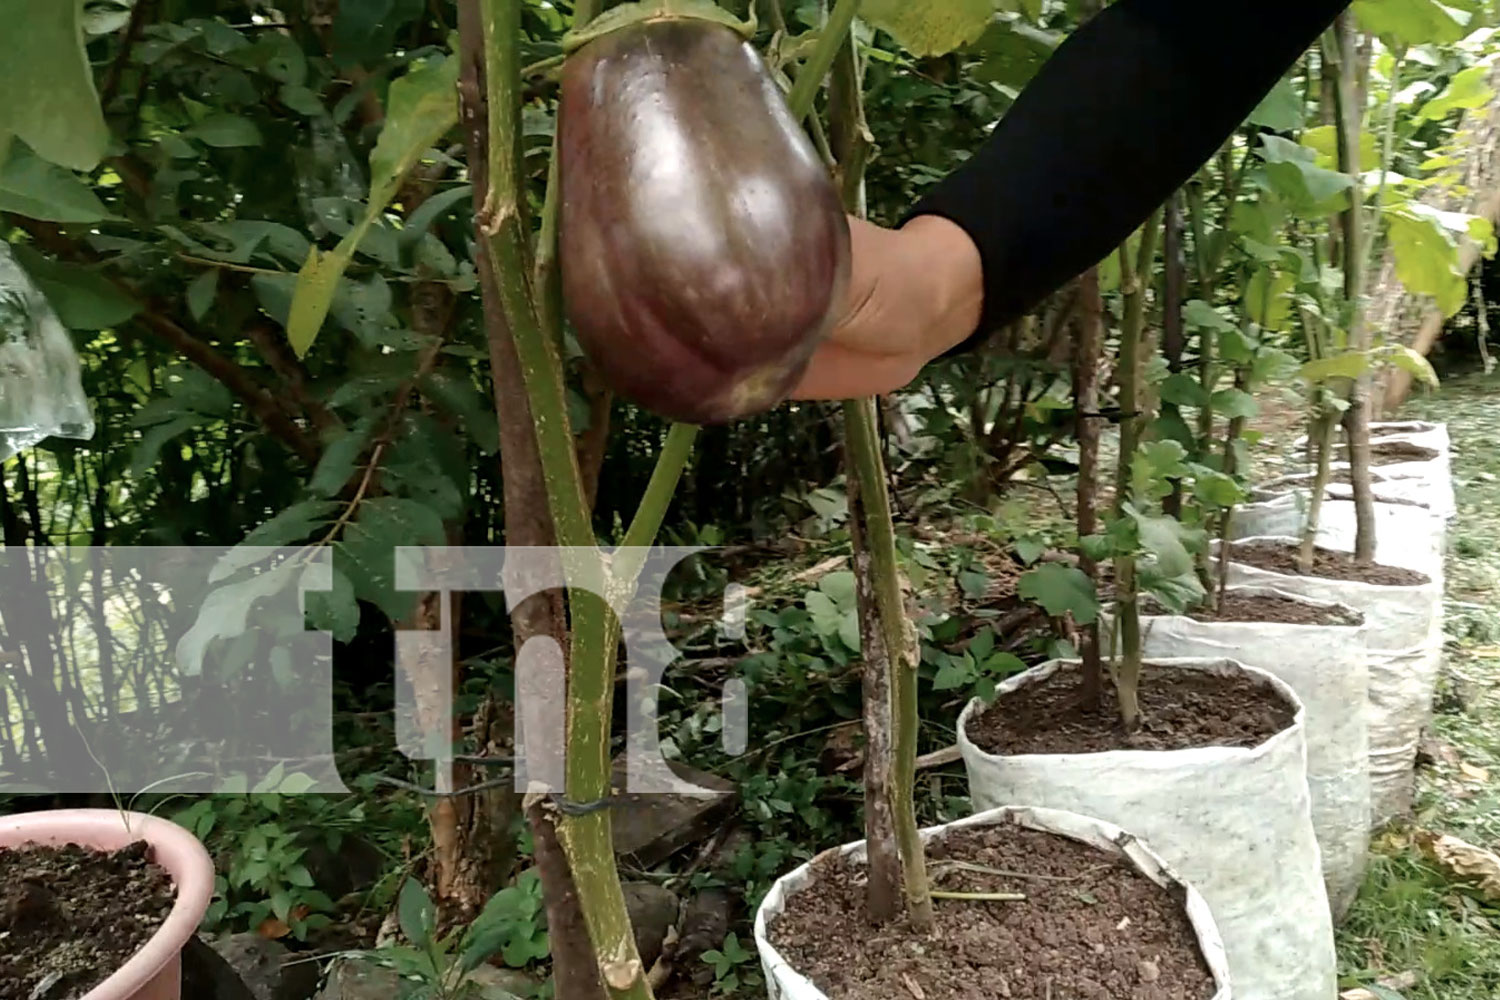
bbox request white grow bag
[1291,423,1454,520]
[754,805,1232,1000]
[1220,537,1444,827]
[956,658,1333,1000]
[1250,468,1434,514]
[1108,587,1371,919]
[1227,495,1445,580]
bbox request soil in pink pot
[0,840,175,999]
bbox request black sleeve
[908,0,1353,350]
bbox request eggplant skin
[559,17,851,426]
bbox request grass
[1335,370,1500,999]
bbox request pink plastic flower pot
[0,809,216,1000]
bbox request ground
[1336,370,1500,1000]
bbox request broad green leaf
[1129,506,1201,579]
[861,0,993,57]
[1354,0,1467,46]
[186,114,263,148]
[1300,352,1372,384]
[11,245,139,329]
[1245,268,1296,330]
[1418,63,1493,120]
[1387,208,1467,316]
[339,496,448,621]
[1258,135,1354,214]
[818,570,858,606]
[1193,470,1244,509]
[1246,77,1304,132]
[1211,388,1258,420]
[187,269,219,322]
[310,416,378,498]
[1159,372,1210,407]
[1381,344,1440,388]
[397,878,437,948]
[1017,563,1099,625]
[1182,299,1237,333]
[0,144,108,222]
[1299,125,1378,169]
[0,0,108,171]
[175,561,310,676]
[306,567,361,644]
[131,414,202,478]
[287,52,459,357]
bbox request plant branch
[786,0,861,123]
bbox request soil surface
[1228,539,1431,587]
[0,840,175,1000]
[1157,591,1362,627]
[768,824,1217,1000]
[1370,441,1439,463]
[966,664,1295,755]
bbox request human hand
[790,214,985,401]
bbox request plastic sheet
[0,243,93,460]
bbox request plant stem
[1073,267,1105,709]
[475,3,654,996]
[1112,210,1163,734]
[1299,412,1338,572]
[1332,12,1376,564]
[786,0,860,123]
[931,890,1028,902]
[845,396,933,930]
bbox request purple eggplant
[559,15,851,425]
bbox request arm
[792,0,1353,399]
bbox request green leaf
[338,497,448,621]
[1211,388,1258,420]
[1246,77,1303,132]
[1182,299,1237,334]
[1380,344,1440,388]
[958,569,989,600]
[933,661,972,691]
[131,414,202,478]
[186,114,263,148]
[10,245,138,329]
[1354,0,1467,46]
[1159,372,1210,408]
[1418,63,1493,121]
[1386,208,1467,316]
[397,878,437,948]
[818,570,858,606]
[309,418,377,497]
[1245,267,1296,330]
[1299,124,1378,169]
[1300,352,1371,384]
[1129,506,1200,580]
[0,144,108,222]
[286,52,458,357]
[0,0,108,171]
[1017,563,1099,625]
[306,567,361,644]
[1258,135,1354,214]
[187,269,219,322]
[860,0,993,57]
[1193,470,1244,509]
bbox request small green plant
[360,873,549,999]
[701,932,757,996]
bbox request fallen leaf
[1460,761,1490,783]
[257,916,291,939]
[1416,831,1500,901]
[1340,970,1419,999]
[902,972,926,1000]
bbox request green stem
[1112,210,1162,734]
[786,0,861,123]
[1299,412,1338,572]
[476,3,656,997]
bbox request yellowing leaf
[1386,209,1466,317]
[1301,352,1372,384]
[1300,125,1378,170]
[284,52,459,356]
[1246,268,1295,330]
[861,0,993,57]
[287,245,353,358]
[0,0,108,171]
[1417,62,1493,121]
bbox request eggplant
[558,14,851,426]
